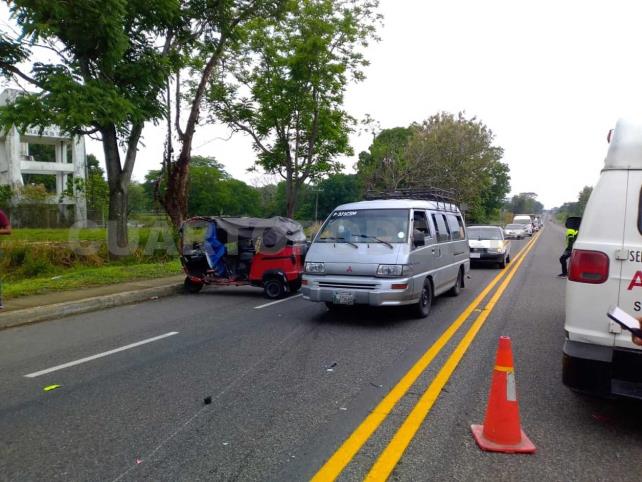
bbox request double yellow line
[312,231,542,482]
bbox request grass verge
[2,260,181,300]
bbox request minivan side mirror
[413,230,425,247]
[565,217,582,230]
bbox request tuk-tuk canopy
[183,216,306,245]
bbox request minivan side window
[446,214,464,241]
[431,213,450,243]
[413,210,432,248]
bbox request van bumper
[563,339,642,399]
[301,275,418,306]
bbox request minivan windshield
[468,227,503,240]
[317,209,410,245]
[513,218,532,225]
[506,224,524,229]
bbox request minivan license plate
[470,253,481,258]
[334,292,354,305]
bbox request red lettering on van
[627,271,642,290]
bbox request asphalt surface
[1,225,641,481]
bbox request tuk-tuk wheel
[264,278,286,299]
[184,277,204,294]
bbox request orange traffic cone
[471,336,536,454]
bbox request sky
[4,0,642,208]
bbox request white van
[512,215,533,235]
[301,195,470,318]
[563,118,642,398]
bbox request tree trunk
[107,181,129,256]
[285,175,298,218]
[101,124,141,258]
[163,155,190,228]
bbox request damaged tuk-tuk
[179,216,307,299]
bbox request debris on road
[43,384,61,392]
[370,382,383,388]
[204,396,212,405]
[325,362,338,372]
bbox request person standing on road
[558,225,578,277]
[0,208,11,309]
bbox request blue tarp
[204,222,227,276]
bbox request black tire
[289,279,302,293]
[184,277,203,294]
[498,256,507,269]
[413,279,433,318]
[506,254,511,264]
[448,268,463,296]
[264,278,286,299]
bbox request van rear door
[616,170,642,351]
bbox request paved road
[1,225,641,481]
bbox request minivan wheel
[413,279,433,318]
[448,269,463,296]
[498,256,507,269]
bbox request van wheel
[498,256,507,269]
[448,269,463,296]
[184,277,203,294]
[264,278,286,299]
[413,279,433,318]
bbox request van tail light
[569,250,609,284]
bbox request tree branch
[122,122,143,181]
[0,61,41,88]
[231,120,270,156]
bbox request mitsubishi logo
[346,266,353,273]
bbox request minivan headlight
[377,264,406,277]
[305,262,325,273]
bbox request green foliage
[209,0,381,216]
[0,185,14,209]
[296,174,363,220]
[127,182,149,214]
[85,154,109,219]
[356,112,511,222]
[357,127,414,190]
[2,260,180,300]
[0,0,182,136]
[0,0,184,246]
[554,185,593,220]
[146,156,261,217]
[505,192,544,216]
[577,186,593,214]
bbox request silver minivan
[301,198,470,317]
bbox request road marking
[365,231,540,481]
[311,234,539,482]
[24,332,179,378]
[254,294,302,310]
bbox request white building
[0,89,87,226]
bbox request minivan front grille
[318,282,377,290]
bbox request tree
[85,154,109,223]
[0,0,182,253]
[209,0,381,217]
[356,127,415,191]
[147,155,261,217]
[506,192,544,216]
[577,186,593,214]
[297,173,362,220]
[159,0,286,228]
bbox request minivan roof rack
[364,187,459,212]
